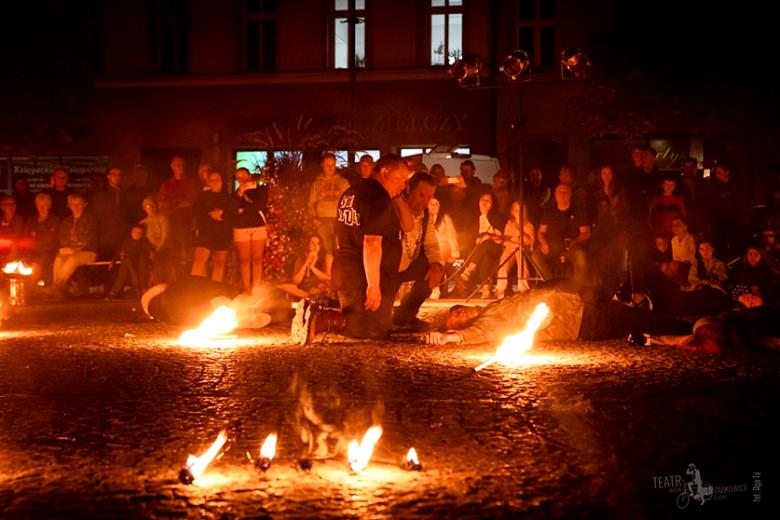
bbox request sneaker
[291,299,314,345]
[430,287,441,300]
[481,285,492,299]
[495,289,505,299]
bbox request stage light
[500,50,531,81]
[449,54,482,87]
[560,47,590,79]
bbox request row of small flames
[180,426,422,485]
[179,303,552,484]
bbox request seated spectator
[51,194,98,298]
[662,217,697,289]
[648,234,673,271]
[495,201,535,298]
[278,234,333,301]
[22,193,61,290]
[106,225,154,299]
[594,166,630,222]
[491,170,515,222]
[688,239,728,291]
[233,167,268,290]
[459,192,504,298]
[587,197,623,291]
[559,165,587,214]
[532,184,590,284]
[0,196,25,264]
[428,197,460,299]
[139,195,175,284]
[648,175,686,237]
[733,244,775,299]
[760,227,780,266]
[11,177,37,220]
[191,172,234,282]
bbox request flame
[260,433,277,460]
[179,306,237,345]
[2,261,32,276]
[348,425,383,473]
[476,302,549,371]
[406,447,419,465]
[495,302,549,361]
[185,429,228,480]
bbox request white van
[406,145,502,184]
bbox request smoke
[220,283,288,328]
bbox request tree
[0,2,96,156]
[571,2,780,140]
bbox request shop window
[159,1,191,73]
[517,0,556,70]
[332,0,366,69]
[244,0,277,71]
[430,0,463,66]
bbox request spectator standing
[648,176,686,237]
[191,172,234,282]
[42,166,76,219]
[159,155,197,277]
[308,153,350,253]
[524,168,550,228]
[675,157,706,233]
[495,201,535,298]
[139,195,175,284]
[588,197,623,291]
[233,167,268,290]
[702,163,748,254]
[126,165,157,223]
[11,177,37,220]
[594,166,630,222]
[91,167,132,261]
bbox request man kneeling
[427,288,692,345]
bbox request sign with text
[3,156,110,193]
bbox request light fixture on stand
[560,47,590,79]
[449,54,483,87]
[500,50,532,82]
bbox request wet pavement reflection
[0,300,776,518]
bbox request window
[517,0,556,70]
[159,1,191,73]
[74,2,102,75]
[430,0,463,66]
[244,0,277,71]
[332,0,366,69]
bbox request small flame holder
[6,274,28,306]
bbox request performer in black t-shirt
[291,154,412,344]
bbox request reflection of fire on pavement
[475,302,549,371]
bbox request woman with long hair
[427,197,460,298]
[459,192,503,298]
[278,234,333,300]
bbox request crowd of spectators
[2,146,777,315]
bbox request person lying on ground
[141,275,272,328]
[426,287,692,345]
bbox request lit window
[333,0,366,69]
[517,0,556,70]
[159,1,191,73]
[430,0,463,66]
[244,0,277,71]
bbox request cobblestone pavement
[0,299,776,519]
